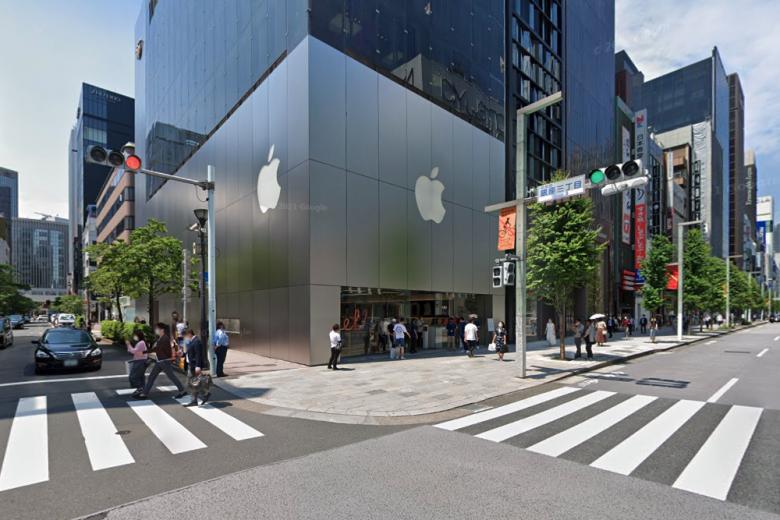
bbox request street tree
[85,240,132,322]
[51,294,85,316]
[639,234,673,316]
[526,171,604,360]
[0,264,36,315]
[682,228,724,325]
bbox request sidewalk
[215,324,754,424]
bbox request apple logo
[414,166,446,223]
[257,144,281,213]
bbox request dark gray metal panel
[226,200,241,293]
[286,37,309,171]
[431,201,455,292]
[379,181,408,290]
[431,104,454,204]
[287,284,311,365]
[214,117,228,211]
[452,204,474,294]
[406,89,432,191]
[472,129,491,211]
[253,289,270,357]
[287,161,310,286]
[489,133,505,206]
[251,171,271,292]
[346,172,379,288]
[309,38,346,169]
[268,55,288,181]
[309,284,340,365]
[267,172,289,288]
[451,116,474,209]
[309,161,347,286]
[377,75,407,188]
[268,287,289,360]
[236,97,255,199]
[223,105,240,207]
[472,211,491,294]
[236,193,256,291]
[251,80,270,193]
[346,57,379,178]
[407,190,432,291]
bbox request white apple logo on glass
[414,166,446,223]
[257,144,281,213]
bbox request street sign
[536,175,586,203]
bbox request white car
[57,314,76,327]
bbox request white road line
[707,378,739,403]
[528,394,657,457]
[71,392,134,471]
[476,391,615,443]
[673,405,762,500]
[590,399,706,475]
[774,336,780,341]
[116,388,136,396]
[157,386,179,392]
[705,340,717,345]
[0,396,48,491]
[435,387,581,431]
[0,374,127,388]
[756,348,769,358]
[174,397,263,441]
[127,400,206,454]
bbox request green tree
[526,172,604,360]
[51,294,85,316]
[682,228,725,326]
[0,264,36,315]
[85,240,132,322]
[639,234,673,315]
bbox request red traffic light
[125,154,142,171]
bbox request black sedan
[8,314,25,329]
[34,328,102,373]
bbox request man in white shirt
[464,318,479,358]
[393,317,410,360]
[328,324,342,370]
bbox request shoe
[218,373,228,377]
[332,367,339,370]
[184,400,198,407]
[174,391,187,399]
[132,393,147,400]
[200,392,210,405]
[327,365,332,369]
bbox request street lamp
[724,254,742,328]
[193,209,208,345]
[677,219,703,340]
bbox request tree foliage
[682,228,725,316]
[51,294,85,316]
[0,264,36,315]
[639,234,673,314]
[526,172,604,359]
[85,240,132,322]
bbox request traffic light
[85,142,142,172]
[492,264,504,288]
[587,160,647,196]
[503,261,516,286]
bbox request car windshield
[9,315,21,320]
[44,330,92,344]
[59,314,75,320]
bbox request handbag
[488,343,497,352]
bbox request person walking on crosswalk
[183,328,210,407]
[136,323,187,400]
[126,331,149,395]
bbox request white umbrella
[589,313,606,320]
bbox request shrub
[123,322,153,342]
[100,320,123,342]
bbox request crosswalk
[0,389,264,492]
[436,386,773,503]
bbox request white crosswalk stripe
[0,391,265,492]
[437,387,769,504]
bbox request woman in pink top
[126,330,148,394]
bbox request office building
[728,73,746,262]
[135,2,505,364]
[0,218,10,264]
[745,149,758,261]
[96,167,135,244]
[11,217,69,302]
[756,196,775,294]
[68,83,134,293]
[0,168,19,220]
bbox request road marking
[71,392,135,471]
[157,386,179,392]
[707,378,739,403]
[705,340,717,345]
[591,399,706,475]
[0,374,127,388]
[774,336,780,341]
[435,387,581,431]
[476,391,615,443]
[528,394,657,457]
[174,397,264,441]
[0,396,48,491]
[116,388,137,396]
[756,348,769,358]
[673,405,762,500]
[127,400,206,454]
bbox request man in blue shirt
[213,321,230,377]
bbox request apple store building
[134,2,506,365]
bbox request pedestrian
[213,321,230,377]
[545,318,557,346]
[649,315,658,343]
[607,316,614,338]
[596,318,607,346]
[640,314,648,334]
[387,318,398,359]
[393,317,410,360]
[571,318,584,359]
[183,328,210,407]
[621,315,630,338]
[126,330,148,396]
[584,319,595,359]
[136,323,187,399]
[327,323,342,370]
[409,318,419,354]
[492,320,508,361]
[378,319,388,353]
[464,318,479,357]
[446,317,457,351]
[457,317,467,351]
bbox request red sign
[634,197,647,270]
[497,207,516,251]
[666,264,679,290]
[622,269,636,292]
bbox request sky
[0,0,777,220]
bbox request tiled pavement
[215,326,751,424]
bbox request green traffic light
[589,169,606,185]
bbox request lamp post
[677,220,703,340]
[724,254,742,328]
[194,209,208,343]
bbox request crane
[34,212,57,221]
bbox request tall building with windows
[728,73,746,262]
[68,83,134,292]
[11,217,69,302]
[0,168,19,220]
[135,2,505,364]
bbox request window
[512,44,520,68]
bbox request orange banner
[498,207,516,251]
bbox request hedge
[100,320,154,343]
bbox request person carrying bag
[182,328,211,407]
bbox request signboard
[622,269,635,292]
[757,221,769,247]
[622,126,632,163]
[634,187,647,270]
[666,264,679,290]
[622,191,632,244]
[536,175,585,203]
[497,207,516,251]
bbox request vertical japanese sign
[621,126,632,244]
[497,206,516,251]
[634,110,649,271]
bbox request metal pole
[207,165,217,374]
[677,224,684,341]
[725,259,730,328]
[199,228,207,341]
[516,112,527,378]
[182,248,189,326]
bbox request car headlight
[88,348,102,357]
[35,350,51,359]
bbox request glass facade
[11,218,68,290]
[0,168,19,220]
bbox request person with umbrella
[590,313,607,347]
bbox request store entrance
[338,287,492,358]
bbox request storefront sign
[536,175,585,203]
[635,187,647,270]
[666,264,679,290]
[622,190,632,244]
[622,269,635,292]
[497,207,516,251]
